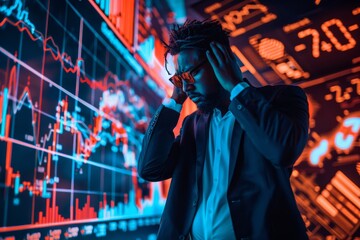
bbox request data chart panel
[0,0,165,239]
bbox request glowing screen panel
[293,73,360,238]
[0,0,165,239]
[193,0,360,85]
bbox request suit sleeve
[137,105,183,181]
[229,85,309,168]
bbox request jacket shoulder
[257,84,305,99]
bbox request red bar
[77,132,81,155]
[5,166,12,187]
[52,182,57,223]
[47,146,51,179]
[75,198,79,220]
[46,199,50,223]
[137,188,142,207]
[103,193,107,205]
[8,66,16,94]
[55,206,59,222]
[64,98,68,122]
[49,207,52,223]
[53,123,57,148]
[5,117,13,186]
[5,114,11,138]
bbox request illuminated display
[1,0,359,239]
[89,0,136,50]
[193,1,360,85]
[90,0,173,98]
[298,74,359,166]
[245,5,360,83]
[0,0,166,239]
[192,0,360,238]
[203,0,277,37]
[292,70,360,238]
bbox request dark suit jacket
[138,85,309,240]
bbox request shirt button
[237,104,243,110]
[193,199,197,206]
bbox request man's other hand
[207,41,244,93]
[171,85,188,104]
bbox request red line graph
[0,65,134,216]
[0,17,130,91]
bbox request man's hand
[206,42,244,92]
[171,85,188,104]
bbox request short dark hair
[163,19,230,74]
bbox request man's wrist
[171,97,184,105]
[230,82,250,100]
[162,98,182,112]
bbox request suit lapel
[229,120,244,182]
[194,112,244,190]
[195,112,211,192]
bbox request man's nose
[182,80,194,92]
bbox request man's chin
[196,101,214,114]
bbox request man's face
[172,49,222,113]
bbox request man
[138,19,309,240]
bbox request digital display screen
[249,2,360,81]
[0,0,166,239]
[193,0,360,84]
[1,0,360,239]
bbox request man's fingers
[206,49,218,68]
[215,42,231,62]
[210,42,225,65]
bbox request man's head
[164,19,231,113]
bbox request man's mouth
[188,93,207,105]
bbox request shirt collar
[213,108,232,120]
